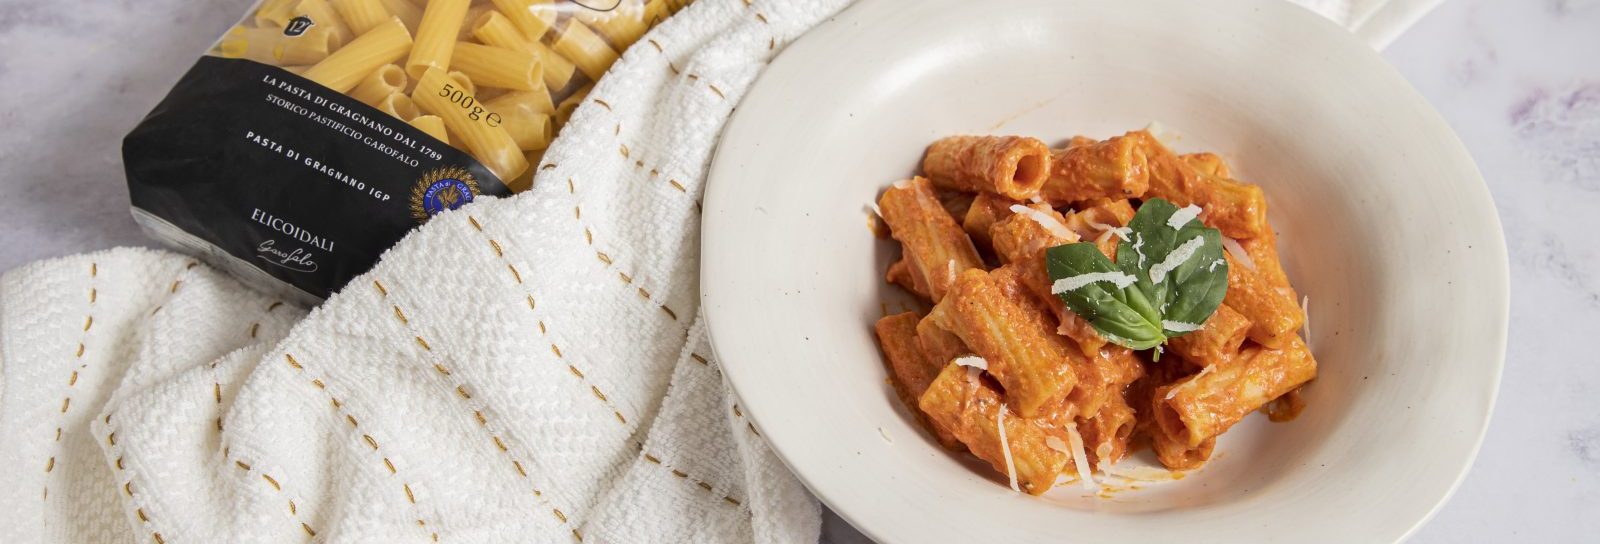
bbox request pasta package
[124,0,690,303]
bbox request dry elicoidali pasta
[124,0,690,304]
[216,0,691,188]
[872,129,1315,496]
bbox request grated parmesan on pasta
[1064,424,1098,492]
[997,405,1020,493]
[953,355,988,371]
[1149,236,1206,283]
[1222,236,1256,271]
[1008,204,1075,241]
[1051,271,1137,294]
[1166,204,1203,230]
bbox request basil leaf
[1044,243,1165,350]
[1046,198,1229,350]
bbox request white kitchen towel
[0,1,1434,542]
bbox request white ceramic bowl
[701,0,1507,541]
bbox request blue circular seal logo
[411,167,480,222]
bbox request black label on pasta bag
[124,56,508,300]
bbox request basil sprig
[1045,198,1229,351]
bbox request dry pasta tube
[256,0,299,27]
[486,90,554,115]
[409,115,447,143]
[349,64,408,106]
[217,26,283,64]
[961,192,1017,252]
[405,0,470,79]
[922,135,1051,201]
[551,19,619,81]
[1223,247,1303,349]
[331,0,392,35]
[450,42,542,91]
[456,4,494,41]
[575,0,650,47]
[876,177,984,303]
[447,70,476,96]
[1039,133,1151,205]
[940,268,1078,418]
[472,7,583,88]
[412,67,529,181]
[875,313,949,438]
[273,26,344,65]
[491,0,558,41]
[918,362,1074,496]
[1166,303,1252,366]
[378,0,422,32]
[1154,337,1317,448]
[293,0,353,43]
[554,83,591,127]
[302,17,412,93]
[374,92,420,120]
[499,110,553,151]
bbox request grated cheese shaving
[1029,194,1044,204]
[1222,236,1256,271]
[1064,424,1098,493]
[1131,234,1147,267]
[866,202,882,218]
[892,178,911,189]
[1149,236,1206,283]
[1052,271,1138,294]
[1162,320,1203,333]
[947,259,958,285]
[1009,205,1075,241]
[878,427,893,444]
[1045,436,1071,454]
[997,405,1021,493]
[1207,258,1225,272]
[1302,295,1312,349]
[1166,204,1203,230]
[953,355,988,371]
[1084,218,1131,242]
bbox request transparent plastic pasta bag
[124,0,690,303]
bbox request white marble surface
[0,0,1595,541]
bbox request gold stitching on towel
[568,365,584,378]
[76,344,84,357]
[434,363,451,376]
[489,239,505,256]
[415,336,432,351]
[214,383,221,402]
[137,508,148,521]
[508,264,524,283]
[285,354,303,369]
[90,263,97,276]
[169,280,181,293]
[84,316,93,331]
[551,344,564,358]
[372,280,388,296]
[648,39,662,52]
[468,216,483,231]
[403,484,416,503]
[512,460,528,477]
[755,13,768,24]
[236,460,251,471]
[384,458,397,474]
[493,436,508,451]
[44,457,54,472]
[669,179,686,192]
[249,323,259,338]
[596,252,613,265]
[346,415,359,427]
[267,301,284,311]
[724,496,741,506]
[708,85,725,99]
[302,523,316,536]
[153,532,165,544]
[567,178,575,193]
[106,432,115,445]
[539,321,547,334]
[311,379,325,389]
[263,474,281,490]
[68,371,78,386]
[364,435,380,450]
[474,411,487,426]
[620,144,630,158]
[553,509,568,523]
[456,385,472,399]
[289,500,297,514]
[124,482,133,496]
[691,353,708,365]
[585,229,594,245]
[89,288,96,303]
[637,288,651,300]
[661,306,679,320]
[593,99,612,111]
[618,272,632,284]
[394,306,409,325]
[60,398,70,413]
